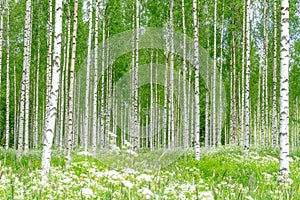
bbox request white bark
[66,0,78,167]
[169,0,175,149]
[182,0,188,149]
[240,0,246,147]
[100,9,106,148]
[5,6,10,150]
[163,21,169,149]
[272,0,278,147]
[193,0,200,160]
[92,0,99,155]
[279,0,290,179]
[34,38,40,149]
[244,0,251,155]
[42,0,62,181]
[218,3,224,147]
[212,0,217,147]
[24,0,32,154]
[84,0,93,152]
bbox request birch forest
[0,0,300,199]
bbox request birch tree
[169,0,175,149]
[279,0,290,179]
[84,0,93,152]
[193,0,200,160]
[66,0,78,167]
[42,0,62,181]
[5,5,10,150]
[272,0,278,147]
[244,0,251,155]
[212,0,217,147]
[182,0,188,149]
[92,0,99,155]
[18,0,32,157]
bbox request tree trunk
[5,5,10,150]
[244,0,251,155]
[279,0,290,179]
[92,0,99,155]
[272,0,278,147]
[42,0,62,181]
[193,0,200,160]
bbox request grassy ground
[0,146,299,199]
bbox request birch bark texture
[244,0,251,155]
[279,0,290,179]
[42,0,62,181]
[192,0,200,160]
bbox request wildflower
[77,151,93,156]
[198,191,214,200]
[137,174,152,182]
[122,180,134,189]
[81,188,94,198]
[244,195,254,200]
[138,187,154,199]
[125,149,138,157]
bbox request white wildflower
[81,188,94,198]
[122,180,134,189]
[138,187,154,199]
[198,191,214,200]
[125,149,138,157]
[77,151,93,156]
[244,195,254,200]
[137,174,152,182]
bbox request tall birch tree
[279,0,290,179]
[192,0,200,160]
[42,0,62,181]
[244,0,251,155]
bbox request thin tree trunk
[42,0,62,181]
[24,0,33,154]
[212,0,217,147]
[92,0,99,155]
[34,38,40,149]
[181,0,188,149]
[218,2,224,147]
[84,0,93,152]
[272,0,278,147]
[193,0,200,160]
[5,6,10,150]
[244,0,251,155]
[163,20,169,149]
[279,0,290,179]
[240,0,246,147]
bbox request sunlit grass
[0,146,299,199]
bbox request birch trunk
[279,0,290,179]
[212,0,217,147]
[5,6,10,149]
[240,0,246,147]
[84,0,93,152]
[100,8,106,148]
[92,0,99,155]
[272,0,278,147]
[34,38,40,149]
[24,0,32,154]
[193,0,200,160]
[163,20,169,149]
[66,0,78,167]
[181,0,188,149]
[244,0,251,155]
[218,3,224,147]
[42,0,62,181]
[133,0,140,150]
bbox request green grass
[0,146,299,199]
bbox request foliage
[0,146,300,199]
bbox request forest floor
[0,146,299,200]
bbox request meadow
[0,146,299,199]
